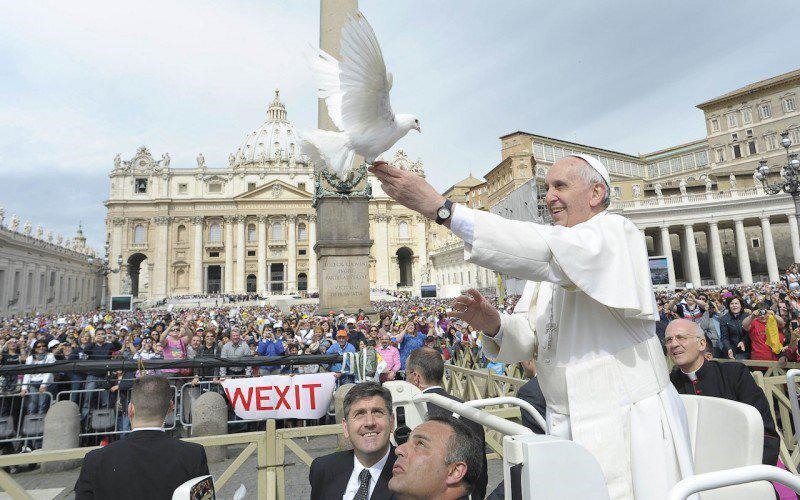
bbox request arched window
[209,223,221,243]
[398,221,409,239]
[133,224,146,244]
[298,223,307,241]
[271,222,283,240]
[176,225,186,243]
[176,269,187,287]
[298,273,308,291]
[247,223,257,242]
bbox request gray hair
[406,347,444,385]
[573,161,611,208]
[343,381,393,419]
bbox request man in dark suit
[406,347,488,499]
[310,381,397,500]
[514,359,546,435]
[75,375,209,500]
[666,319,780,465]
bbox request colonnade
[644,214,800,287]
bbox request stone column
[287,215,297,292]
[42,401,80,472]
[659,225,676,288]
[707,221,727,286]
[224,216,234,293]
[734,218,753,284]
[192,216,204,294]
[760,216,779,282]
[152,216,171,298]
[235,215,246,293]
[319,0,358,132]
[315,0,372,314]
[374,215,390,287]
[683,224,702,286]
[789,215,800,265]
[309,215,318,293]
[109,217,125,296]
[416,215,428,272]
[191,392,229,462]
[257,215,268,294]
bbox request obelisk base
[315,196,374,315]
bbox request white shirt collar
[422,386,443,393]
[131,426,165,432]
[354,446,391,473]
[681,369,698,381]
[347,447,390,499]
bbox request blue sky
[2,0,799,250]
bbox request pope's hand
[449,289,501,337]
[368,162,446,220]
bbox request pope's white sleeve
[449,204,475,245]
[464,209,572,286]
[482,313,537,363]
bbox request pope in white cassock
[370,154,695,499]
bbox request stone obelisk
[314,0,374,314]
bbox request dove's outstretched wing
[307,48,345,131]
[339,12,394,134]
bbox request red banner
[221,373,336,420]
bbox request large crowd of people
[655,265,800,363]
[1,270,799,411]
[0,271,797,471]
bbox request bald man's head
[665,319,707,372]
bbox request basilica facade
[105,91,428,300]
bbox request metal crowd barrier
[55,386,178,438]
[0,392,53,447]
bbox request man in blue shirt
[397,325,426,371]
[326,330,356,386]
[256,326,284,374]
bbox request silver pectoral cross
[543,288,558,351]
[543,321,558,351]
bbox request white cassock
[450,207,695,500]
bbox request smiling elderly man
[370,155,695,499]
[666,318,780,465]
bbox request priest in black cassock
[666,318,779,465]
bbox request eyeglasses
[664,334,702,346]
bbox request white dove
[302,11,420,176]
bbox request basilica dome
[230,89,306,168]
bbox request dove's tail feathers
[300,129,355,176]
[306,46,345,131]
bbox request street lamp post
[88,243,123,309]
[754,131,800,234]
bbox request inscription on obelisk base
[315,196,374,315]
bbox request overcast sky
[2,0,799,250]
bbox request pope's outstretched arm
[367,161,572,284]
[369,161,655,321]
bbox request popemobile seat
[679,394,775,499]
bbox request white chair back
[679,395,774,499]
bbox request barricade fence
[1,353,799,498]
[0,354,344,445]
